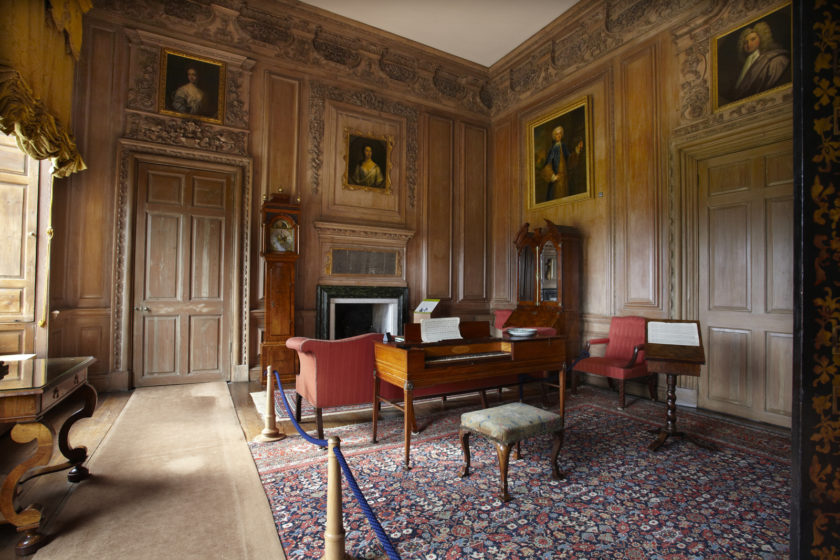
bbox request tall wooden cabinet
[505,219,582,362]
[260,192,300,385]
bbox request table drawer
[41,371,85,412]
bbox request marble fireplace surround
[315,285,409,340]
[313,220,414,339]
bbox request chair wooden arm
[583,337,610,353]
[622,343,645,368]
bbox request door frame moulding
[112,139,252,387]
[671,108,792,403]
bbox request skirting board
[676,386,698,408]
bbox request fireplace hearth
[316,285,409,340]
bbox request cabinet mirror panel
[539,241,558,303]
[517,245,537,303]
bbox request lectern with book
[645,320,716,451]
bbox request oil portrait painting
[159,49,225,124]
[712,3,792,110]
[343,130,393,194]
[528,97,592,208]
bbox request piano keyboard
[425,351,510,364]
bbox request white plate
[506,328,537,337]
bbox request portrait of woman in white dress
[344,133,391,192]
[160,50,225,123]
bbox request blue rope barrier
[333,447,401,560]
[272,370,327,448]
[271,370,401,560]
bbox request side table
[0,356,97,556]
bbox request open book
[420,317,462,343]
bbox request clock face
[269,218,295,252]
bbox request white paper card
[647,322,700,346]
[414,299,440,313]
[420,317,462,343]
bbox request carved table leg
[458,429,471,477]
[59,383,98,482]
[403,382,414,469]
[0,422,54,556]
[494,442,513,502]
[371,372,380,444]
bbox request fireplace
[316,285,409,339]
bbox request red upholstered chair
[571,316,656,409]
[286,332,401,439]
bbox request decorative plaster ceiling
[298,0,578,67]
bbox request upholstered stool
[458,402,565,502]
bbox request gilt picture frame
[342,129,393,194]
[527,96,592,208]
[159,49,225,124]
[711,3,792,111]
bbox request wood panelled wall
[50,0,791,392]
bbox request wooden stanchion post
[323,436,347,560]
[254,366,285,442]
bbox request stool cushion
[460,402,563,444]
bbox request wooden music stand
[645,320,717,451]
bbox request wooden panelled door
[0,133,39,361]
[132,160,235,386]
[698,139,793,427]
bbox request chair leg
[479,390,488,408]
[315,408,324,440]
[550,431,565,480]
[617,381,626,410]
[571,370,579,394]
[648,374,658,401]
[295,393,302,422]
[458,429,471,477]
[494,442,513,502]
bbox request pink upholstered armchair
[571,315,656,409]
[285,332,400,440]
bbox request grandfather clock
[260,191,300,385]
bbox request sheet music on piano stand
[420,317,463,343]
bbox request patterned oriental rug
[249,387,790,560]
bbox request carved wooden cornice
[0,67,86,177]
[313,220,415,244]
[94,0,791,127]
[92,0,492,116]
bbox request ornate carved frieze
[93,0,490,117]
[163,0,211,22]
[312,28,362,68]
[127,46,159,112]
[433,68,465,99]
[309,82,418,207]
[124,111,249,155]
[605,0,704,33]
[225,69,249,128]
[379,49,418,84]
[237,11,294,48]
